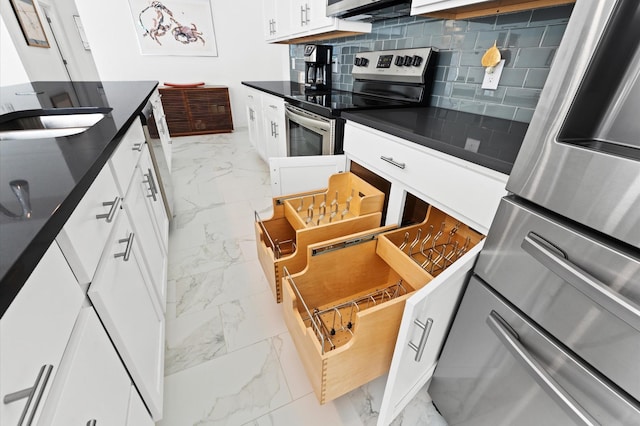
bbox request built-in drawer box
[282,205,484,403]
[255,172,385,303]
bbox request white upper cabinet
[411,0,488,15]
[263,0,371,43]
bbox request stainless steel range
[429,0,640,424]
[284,46,436,157]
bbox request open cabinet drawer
[282,205,484,404]
[255,172,384,303]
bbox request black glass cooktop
[287,89,416,117]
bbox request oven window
[288,120,324,156]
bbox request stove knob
[412,55,423,67]
[354,57,362,66]
[360,57,369,67]
[394,56,404,66]
[404,55,413,66]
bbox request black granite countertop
[342,107,528,175]
[242,80,305,99]
[0,80,158,317]
[242,80,528,175]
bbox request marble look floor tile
[164,306,227,376]
[238,234,258,262]
[391,391,447,426]
[168,238,243,282]
[158,339,292,426]
[220,290,288,352]
[175,260,269,318]
[271,332,313,400]
[250,392,363,426]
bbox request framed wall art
[9,0,50,48]
[128,0,218,56]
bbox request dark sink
[0,107,113,140]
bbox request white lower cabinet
[269,120,508,424]
[37,308,132,426]
[245,87,287,162]
[88,207,165,421]
[123,145,168,309]
[0,243,84,426]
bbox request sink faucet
[0,180,32,219]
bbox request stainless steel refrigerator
[429,0,640,424]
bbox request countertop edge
[0,81,158,318]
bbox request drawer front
[475,196,640,401]
[431,277,640,425]
[344,122,507,233]
[109,117,145,196]
[0,243,83,425]
[38,308,131,426]
[56,162,120,284]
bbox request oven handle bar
[521,232,640,332]
[285,104,331,133]
[487,311,599,426]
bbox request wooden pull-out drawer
[255,172,385,303]
[282,205,484,404]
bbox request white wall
[0,1,69,81]
[0,14,30,87]
[75,0,289,128]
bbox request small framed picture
[9,0,50,48]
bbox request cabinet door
[262,0,277,39]
[88,210,165,421]
[376,241,484,426]
[305,0,334,31]
[56,162,120,285]
[246,89,265,158]
[126,386,155,426]
[139,147,169,253]
[123,149,168,310]
[37,308,131,426]
[269,155,346,196]
[262,94,286,158]
[0,243,83,426]
[150,89,172,171]
[109,116,145,196]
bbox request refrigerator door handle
[522,232,640,332]
[487,311,600,426]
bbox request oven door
[507,0,640,248]
[285,104,335,156]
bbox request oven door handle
[285,107,330,134]
[522,232,640,332]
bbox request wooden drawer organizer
[255,172,384,303]
[282,205,484,403]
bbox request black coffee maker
[304,44,332,91]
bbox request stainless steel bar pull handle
[273,123,279,138]
[380,156,406,169]
[305,4,311,24]
[3,364,53,426]
[300,6,305,26]
[87,420,97,426]
[132,142,144,152]
[408,318,433,362]
[114,232,135,261]
[487,311,599,426]
[144,168,158,201]
[95,197,120,223]
[522,232,640,332]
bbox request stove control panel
[352,47,436,84]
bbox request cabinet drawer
[38,308,132,425]
[88,209,165,420]
[0,243,83,425]
[109,117,145,196]
[282,204,484,403]
[56,162,121,285]
[344,122,507,233]
[255,172,385,303]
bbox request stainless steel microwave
[326,0,410,19]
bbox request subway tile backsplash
[289,5,573,123]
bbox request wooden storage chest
[157,86,233,136]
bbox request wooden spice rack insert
[282,205,485,404]
[254,172,384,303]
